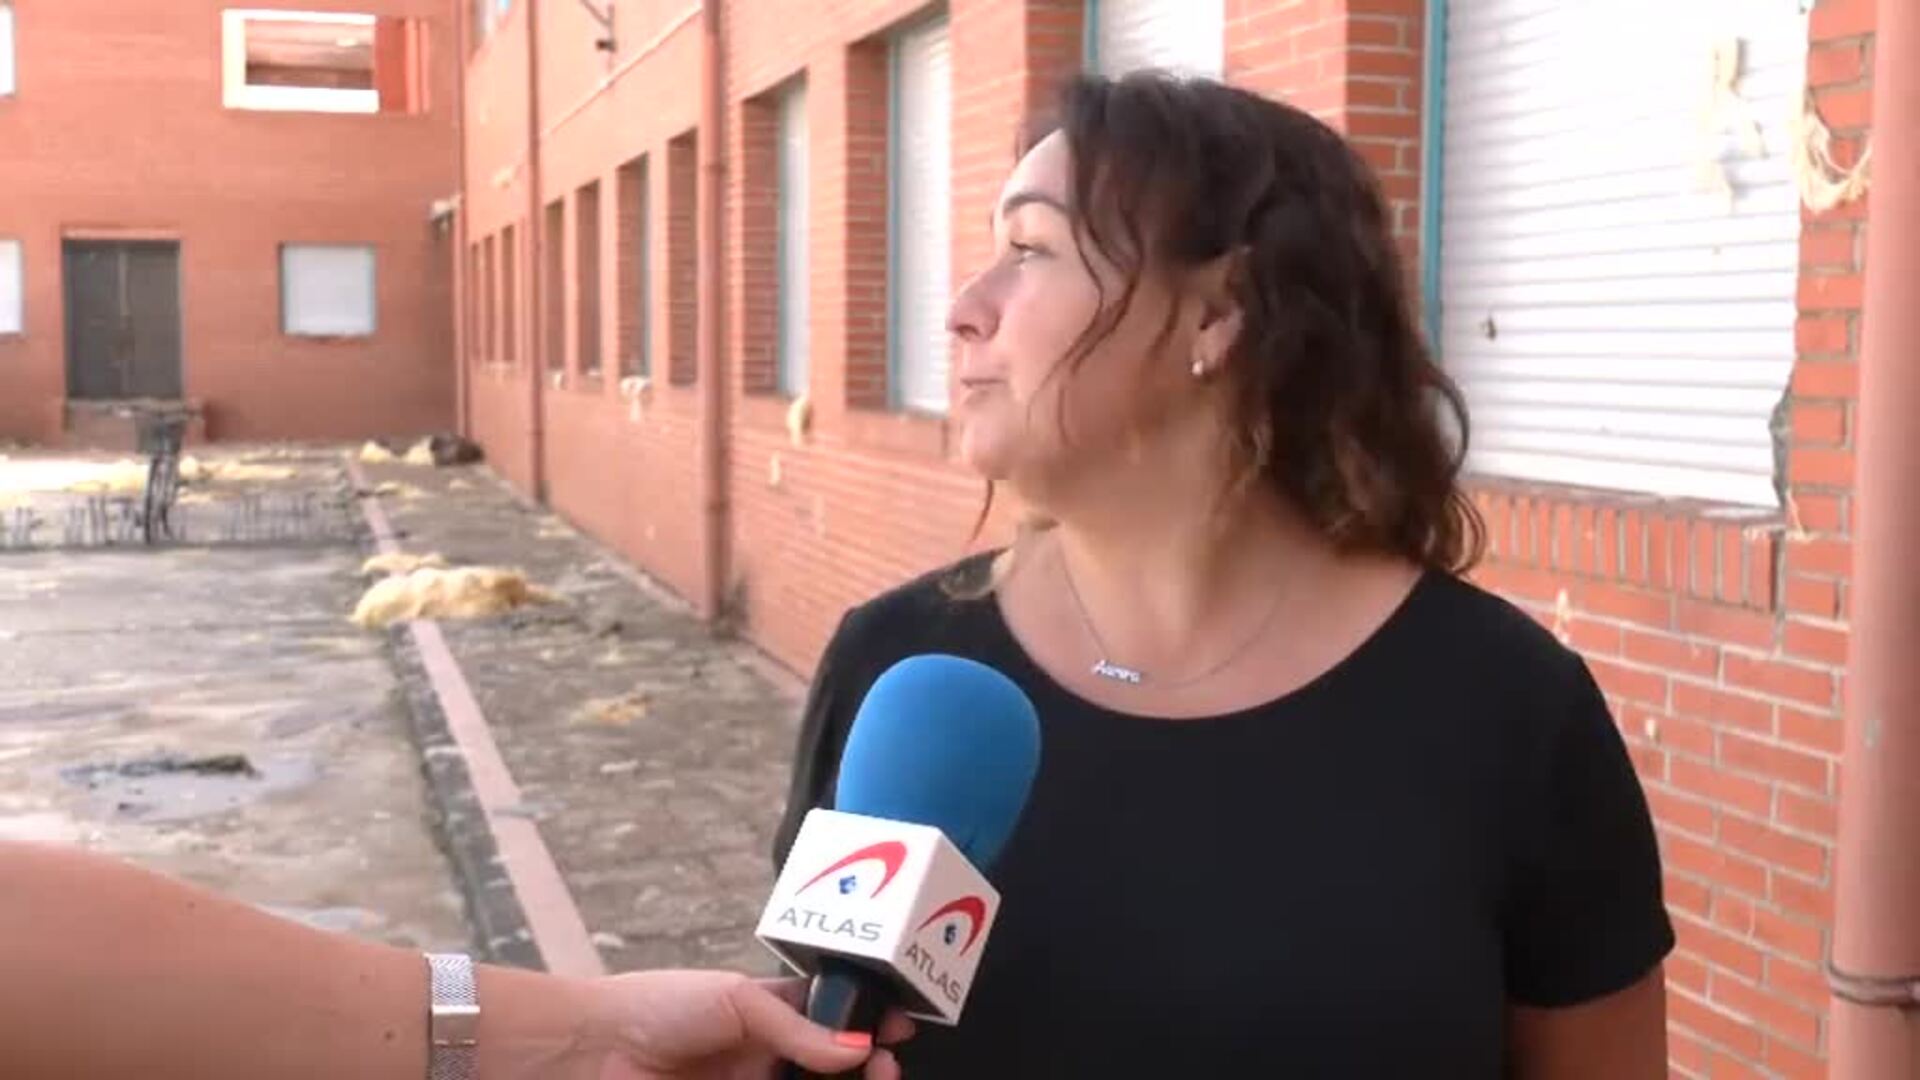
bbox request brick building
[455,1,1902,1074]
[0,0,458,446]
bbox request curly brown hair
[990,72,1483,574]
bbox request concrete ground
[0,445,808,981]
[0,528,469,952]
[366,460,804,977]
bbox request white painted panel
[1093,0,1224,78]
[1440,0,1808,506]
[282,245,377,337]
[0,6,16,97]
[893,18,951,414]
[0,239,21,335]
[777,82,810,398]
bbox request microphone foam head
[833,654,1041,871]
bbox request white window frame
[0,4,17,98]
[281,244,377,337]
[776,80,810,398]
[888,16,952,415]
[0,239,22,336]
[222,9,380,115]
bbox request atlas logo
[914,895,987,955]
[796,840,908,899]
[903,894,987,1007]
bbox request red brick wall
[461,5,1873,1070]
[715,0,1084,666]
[464,1,709,599]
[1227,0,1425,244]
[1464,6,1875,1075]
[0,0,458,444]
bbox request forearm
[0,842,605,1080]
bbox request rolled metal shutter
[1439,0,1810,506]
[893,17,952,414]
[1091,0,1224,78]
[777,82,810,398]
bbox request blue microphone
[785,654,1040,1075]
[834,653,1042,865]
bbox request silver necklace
[1058,551,1288,689]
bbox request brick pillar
[1226,0,1426,246]
[734,95,781,395]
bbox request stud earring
[1190,358,1208,379]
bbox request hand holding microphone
[758,654,1042,1078]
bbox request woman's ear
[1186,250,1247,377]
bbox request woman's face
[948,133,1210,497]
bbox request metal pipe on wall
[696,0,729,620]
[524,0,548,502]
[453,0,472,439]
[1830,0,1920,1073]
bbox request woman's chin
[957,425,1018,481]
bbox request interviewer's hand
[591,970,913,1080]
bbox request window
[481,235,496,362]
[223,9,429,115]
[472,0,511,49]
[500,223,518,365]
[0,239,20,335]
[889,17,951,414]
[465,241,481,362]
[776,82,811,398]
[1,4,16,98]
[577,180,603,377]
[1087,0,1224,78]
[617,155,650,378]
[281,244,376,337]
[544,199,565,372]
[1436,2,1806,506]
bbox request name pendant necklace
[1059,552,1288,689]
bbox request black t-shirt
[774,556,1675,1078]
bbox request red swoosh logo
[797,841,909,898]
[917,895,988,954]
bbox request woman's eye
[1010,241,1045,262]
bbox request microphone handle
[780,957,891,1080]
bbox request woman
[775,73,1673,1078]
[2,841,907,1078]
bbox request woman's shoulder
[1403,569,1592,694]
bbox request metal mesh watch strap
[426,953,479,1080]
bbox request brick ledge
[1466,477,1784,613]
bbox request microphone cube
[757,809,1000,1025]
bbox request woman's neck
[1042,484,1334,671]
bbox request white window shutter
[282,245,377,336]
[1092,0,1224,78]
[777,82,811,398]
[0,240,22,335]
[1439,0,1808,507]
[892,18,952,414]
[0,5,16,98]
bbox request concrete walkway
[361,459,805,977]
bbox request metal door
[64,241,183,400]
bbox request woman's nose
[947,269,999,343]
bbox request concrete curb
[383,623,544,969]
[345,457,603,976]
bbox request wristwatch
[426,953,479,1080]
